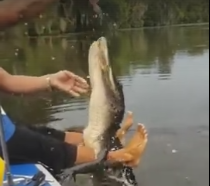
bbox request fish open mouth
[92,37,110,73]
[98,37,110,70]
[88,37,117,92]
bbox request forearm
[0,0,57,29]
[0,68,50,94]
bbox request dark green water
[0,25,209,186]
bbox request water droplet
[172,149,178,153]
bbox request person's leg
[5,126,102,175]
[116,111,133,145]
[28,111,134,146]
[64,111,134,145]
[4,123,147,175]
[28,125,85,146]
[53,123,148,167]
[124,124,148,167]
[27,126,66,141]
[60,123,148,178]
[5,126,77,175]
[28,125,84,145]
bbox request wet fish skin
[83,37,125,157]
[59,37,138,186]
[84,37,137,186]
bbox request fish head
[88,37,117,91]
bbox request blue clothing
[1,107,16,142]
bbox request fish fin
[59,149,108,184]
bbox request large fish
[59,37,137,186]
[59,37,149,186]
[83,37,138,186]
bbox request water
[0,25,209,186]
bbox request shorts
[0,126,77,176]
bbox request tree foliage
[1,0,209,36]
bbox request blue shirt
[0,107,16,142]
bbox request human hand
[50,70,89,97]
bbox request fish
[59,37,143,186]
[83,36,126,158]
[83,37,138,186]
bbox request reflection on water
[0,26,209,127]
[0,25,209,186]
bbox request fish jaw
[88,37,116,90]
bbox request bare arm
[0,68,50,94]
[0,0,58,29]
[0,68,89,96]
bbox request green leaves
[0,0,209,35]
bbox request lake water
[0,25,209,186]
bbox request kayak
[3,163,61,186]
[0,157,5,184]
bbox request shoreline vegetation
[1,22,209,39]
[0,0,209,37]
[118,22,209,31]
[2,22,209,39]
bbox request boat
[3,164,61,186]
[0,106,62,186]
